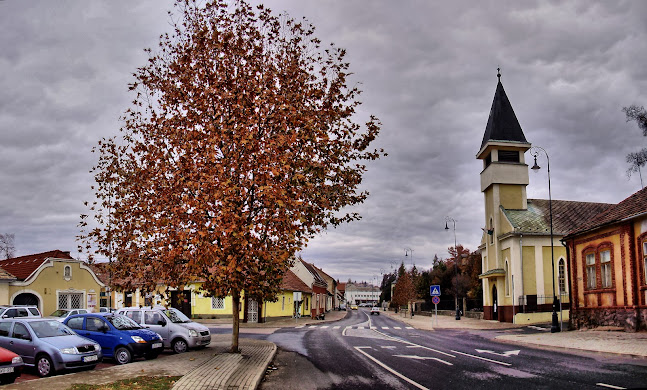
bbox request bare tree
[0,234,15,259]
[624,105,647,184]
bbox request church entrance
[492,285,498,321]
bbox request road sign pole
[434,303,438,327]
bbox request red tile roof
[280,269,311,293]
[0,250,73,281]
[567,186,647,236]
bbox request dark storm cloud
[1,1,646,282]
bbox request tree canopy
[624,105,647,178]
[79,0,383,352]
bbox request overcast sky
[1,1,646,284]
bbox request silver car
[0,318,101,377]
[116,307,210,353]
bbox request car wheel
[172,338,188,354]
[36,355,54,377]
[114,347,132,364]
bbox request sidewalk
[195,309,349,329]
[5,335,276,390]
[383,310,647,358]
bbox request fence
[419,298,482,313]
[517,293,569,313]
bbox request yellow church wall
[522,246,536,294]
[541,246,565,297]
[499,184,524,210]
[9,261,103,316]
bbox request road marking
[406,327,414,329]
[405,345,455,358]
[320,326,329,329]
[394,326,401,329]
[333,326,340,329]
[596,384,626,390]
[354,347,430,390]
[381,346,396,349]
[450,350,511,366]
[357,326,365,329]
[381,327,389,329]
[309,326,317,328]
[475,349,520,357]
[295,325,305,328]
[370,326,377,329]
[393,354,453,366]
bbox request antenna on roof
[497,67,501,82]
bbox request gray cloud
[1,0,646,283]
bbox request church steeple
[479,70,528,152]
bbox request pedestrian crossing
[295,325,414,331]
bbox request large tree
[624,105,647,179]
[80,0,383,352]
[0,233,15,260]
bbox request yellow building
[476,74,610,325]
[0,250,105,316]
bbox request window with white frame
[64,265,71,280]
[600,250,612,288]
[59,292,83,309]
[211,297,225,310]
[586,253,596,290]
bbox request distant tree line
[381,245,482,310]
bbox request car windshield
[164,308,191,323]
[49,310,69,318]
[29,320,76,338]
[106,315,141,330]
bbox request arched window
[558,259,566,294]
[64,265,72,281]
[504,261,510,296]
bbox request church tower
[476,70,530,321]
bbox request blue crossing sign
[430,285,441,296]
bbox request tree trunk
[231,290,240,353]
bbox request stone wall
[571,308,647,332]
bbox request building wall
[9,261,103,316]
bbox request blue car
[63,313,163,364]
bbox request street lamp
[404,248,414,267]
[445,216,461,320]
[530,146,560,333]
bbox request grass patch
[68,376,181,390]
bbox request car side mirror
[101,325,109,333]
[157,320,166,326]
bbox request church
[476,72,611,324]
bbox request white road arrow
[475,349,520,357]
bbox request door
[492,285,498,321]
[144,310,169,347]
[85,317,115,357]
[170,291,192,318]
[9,322,35,365]
[247,299,258,323]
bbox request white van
[115,307,210,353]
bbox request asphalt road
[211,308,647,390]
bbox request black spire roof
[479,77,527,150]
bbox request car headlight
[157,334,163,341]
[93,343,101,351]
[60,347,79,354]
[131,336,146,344]
[11,356,22,364]
[189,329,198,337]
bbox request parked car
[370,306,380,315]
[49,309,88,322]
[339,303,347,311]
[0,346,23,384]
[350,304,358,310]
[0,306,41,319]
[116,307,210,353]
[0,318,101,377]
[63,313,163,364]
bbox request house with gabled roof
[291,258,328,319]
[0,250,105,316]
[476,73,612,324]
[563,187,647,331]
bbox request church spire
[479,69,527,150]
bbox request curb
[252,343,277,390]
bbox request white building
[344,283,379,305]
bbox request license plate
[152,342,162,349]
[83,355,98,363]
[0,367,13,374]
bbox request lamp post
[445,216,461,320]
[404,248,414,267]
[530,146,560,333]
